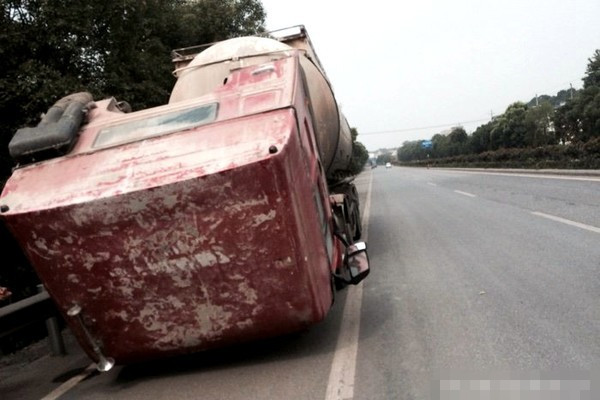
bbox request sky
[259,0,600,151]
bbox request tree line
[397,49,600,163]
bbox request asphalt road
[355,167,599,399]
[2,167,599,399]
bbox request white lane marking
[325,171,373,400]
[454,190,477,198]
[427,182,437,186]
[437,169,600,182]
[531,211,600,234]
[41,363,96,400]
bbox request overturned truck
[0,26,369,370]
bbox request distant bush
[398,138,600,169]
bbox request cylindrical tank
[169,36,352,181]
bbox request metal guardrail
[0,287,66,356]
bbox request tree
[449,126,468,143]
[469,121,494,153]
[578,51,600,140]
[490,102,530,149]
[397,140,428,161]
[524,102,556,147]
[553,101,580,144]
[580,86,600,140]
[431,133,450,158]
[347,127,369,175]
[583,49,600,89]
[447,126,468,156]
[555,85,600,144]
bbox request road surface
[2,167,599,399]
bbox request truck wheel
[334,273,348,291]
[353,220,362,241]
[347,184,362,241]
[349,203,362,241]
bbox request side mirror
[346,242,370,285]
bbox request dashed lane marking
[531,211,600,234]
[454,190,477,198]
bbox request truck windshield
[93,103,218,149]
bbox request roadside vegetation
[347,128,370,176]
[397,49,600,169]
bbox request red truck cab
[0,42,369,366]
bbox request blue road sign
[421,140,433,149]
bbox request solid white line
[438,169,600,182]
[324,171,372,400]
[41,363,96,400]
[531,211,600,234]
[427,182,437,186]
[454,190,476,198]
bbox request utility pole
[535,94,539,107]
[488,111,493,149]
[570,83,574,99]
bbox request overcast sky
[259,0,600,151]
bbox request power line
[357,79,582,137]
[358,118,491,136]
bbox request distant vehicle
[371,163,377,169]
[385,162,392,168]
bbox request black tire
[334,272,348,291]
[344,199,361,242]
